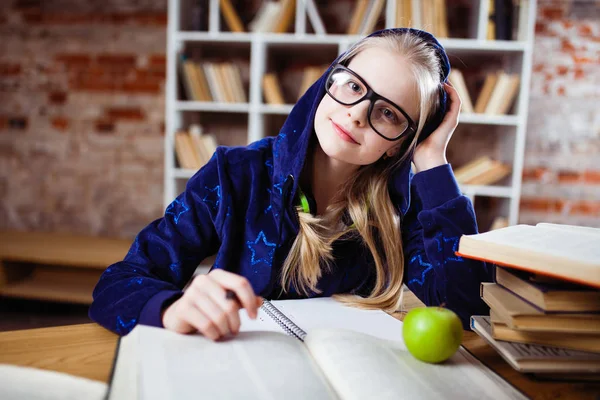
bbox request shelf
[0,265,102,305]
[459,114,520,126]
[259,104,294,115]
[0,231,131,269]
[176,32,528,52]
[173,168,197,179]
[175,101,250,113]
[460,185,514,198]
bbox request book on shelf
[200,62,246,103]
[273,0,296,33]
[174,131,200,170]
[481,283,600,333]
[174,126,218,170]
[420,0,448,38]
[107,297,525,400]
[263,72,286,105]
[489,216,509,231]
[474,71,499,114]
[495,267,600,313]
[484,72,520,115]
[249,0,296,33]
[393,0,413,29]
[297,65,327,100]
[471,316,600,374]
[456,223,600,288]
[359,0,385,35]
[453,156,511,186]
[493,0,514,41]
[179,55,212,102]
[448,69,474,113]
[487,0,496,40]
[219,0,245,32]
[347,0,369,35]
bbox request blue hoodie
[89,28,493,335]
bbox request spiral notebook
[107,297,527,400]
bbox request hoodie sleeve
[401,163,494,329]
[89,155,224,335]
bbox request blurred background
[0,0,598,331]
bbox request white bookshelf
[165,0,538,230]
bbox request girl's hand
[413,82,462,173]
[162,269,263,339]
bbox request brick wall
[520,0,600,227]
[0,0,598,239]
[0,0,167,238]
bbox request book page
[107,329,139,400]
[536,222,600,237]
[271,297,405,344]
[468,224,600,265]
[305,328,527,400]
[137,325,338,400]
[238,305,291,334]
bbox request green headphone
[297,186,311,214]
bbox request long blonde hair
[280,31,445,312]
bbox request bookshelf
[165,0,538,232]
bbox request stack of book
[174,125,218,170]
[262,65,328,105]
[179,56,247,103]
[457,223,600,379]
[391,0,449,38]
[453,156,511,186]
[448,68,520,116]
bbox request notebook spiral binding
[261,300,307,342]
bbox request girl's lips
[331,120,359,144]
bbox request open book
[107,298,526,400]
[456,223,600,288]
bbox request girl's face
[314,46,420,166]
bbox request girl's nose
[347,100,369,126]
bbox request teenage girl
[89,28,492,339]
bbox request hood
[271,28,451,216]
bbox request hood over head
[271,28,451,216]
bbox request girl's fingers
[202,278,242,335]
[193,292,231,338]
[209,270,260,319]
[179,299,220,340]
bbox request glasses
[325,65,417,141]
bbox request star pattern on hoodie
[202,185,221,211]
[407,253,433,286]
[246,231,276,266]
[433,232,463,263]
[166,198,190,224]
[115,316,137,335]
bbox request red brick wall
[0,0,168,238]
[520,0,600,227]
[0,0,598,239]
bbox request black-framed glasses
[325,64,417,141]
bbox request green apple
[402,306,463,363]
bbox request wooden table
[0,291,599,399]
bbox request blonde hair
[280,31,445,312]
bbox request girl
[90,28,493,338]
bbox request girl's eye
[382,108,397,122]
[347,81,362,94]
